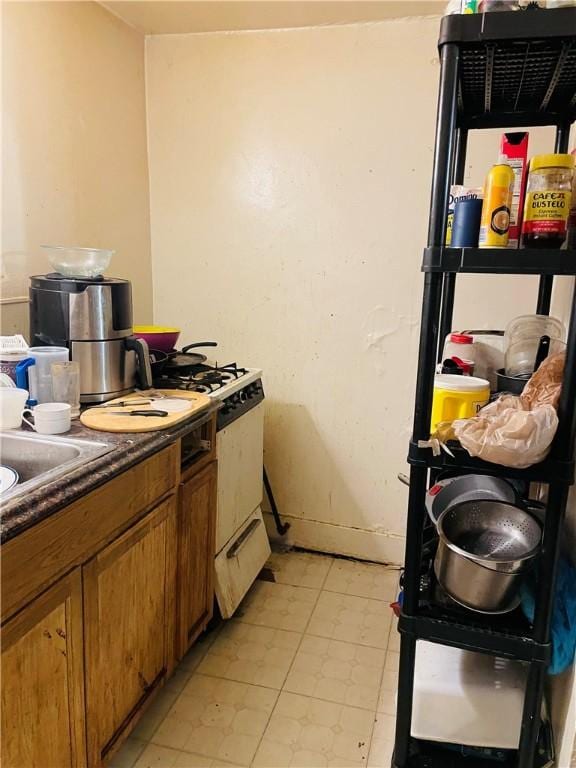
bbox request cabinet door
[1,570,86,768]
[83,496,177,766]
[178,461,217,657]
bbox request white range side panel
[215,401,264,553]
[214,508,271,619]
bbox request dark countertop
[1,402,219,545]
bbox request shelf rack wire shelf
[393,7,576,768]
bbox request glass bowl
[42,245,114,278]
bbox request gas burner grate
[153,361,249,393]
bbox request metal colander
[437,500,542,572]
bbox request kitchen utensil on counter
[29,274,152,403]
[41,245,114,278]
[0,388,29,429]
[80,389,211,433]
[90,394,191,410]
[22,402,72,435]
[164,342,218,373]
[51,361,81,418]
[108,409,168,417]
[434,500,541,613]
[425,474,517,525]
[431,374,490,432]
[0,465,19,495]
[133,326,181,354]
[505,337,565,377]
[15,346,69,405]
[496,368,530,395]
[91,398,152,409]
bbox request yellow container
[479,164,515,248]
[431,374,490,432]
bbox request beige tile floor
[111,551,401,768]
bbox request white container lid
[434,374,489,392]
[411,641,526,749]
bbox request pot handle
[126,336,153,390]
[15,358,38,406]
[523,499,546,523]
[398,472,410,487]
[182,342,218,353]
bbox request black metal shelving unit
[393,8,576,768]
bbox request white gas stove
[155,359,270,617]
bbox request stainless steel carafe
[29,274,152,403]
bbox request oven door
[214,507,271,619]
[215,400,264,554]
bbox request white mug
[22,402,71,435]
[0,388,29,429]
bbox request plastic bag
[453,395,558,468]
[521,351,565,410]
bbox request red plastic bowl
[133,326,181,354]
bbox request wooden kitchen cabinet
[1,569,86,768]
[1,416,219,766]
[177,460,217,658]
[83,495,177,766]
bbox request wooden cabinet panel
[83,496,177,766]
[1,570,86,768]
[2,442,179,623]
[177,461,217,658]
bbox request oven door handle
[226,519,261,559]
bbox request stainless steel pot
[434,500,541,613]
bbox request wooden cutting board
[80,390,212,433]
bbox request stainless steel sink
[0,431,113,502]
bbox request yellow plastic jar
[431,374,490,433]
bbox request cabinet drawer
[2,443,179,623]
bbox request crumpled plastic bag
[453,395,558,468]
[521,351,565,411]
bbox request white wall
[146,17,569,563]
[1,1,153,335]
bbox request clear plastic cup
[51,361,81,418]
